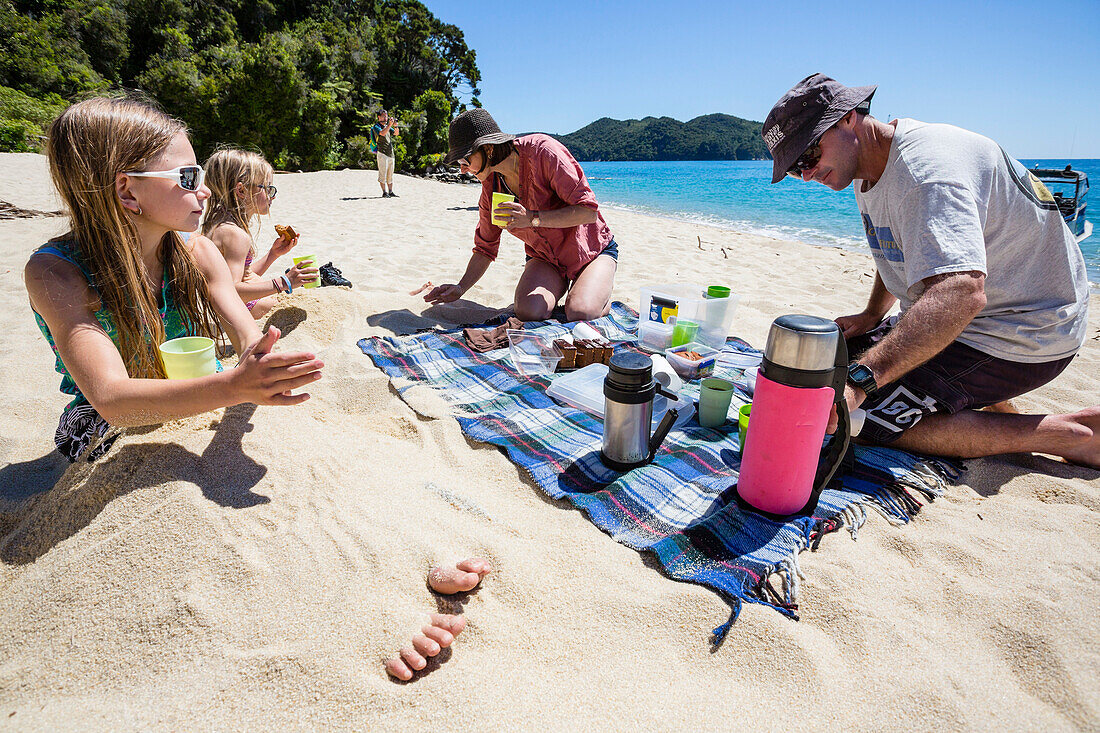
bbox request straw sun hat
[443,109,516,165]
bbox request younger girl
[202,148,316,319]
[25,96,324,462]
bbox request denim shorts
[849,319,1075,444]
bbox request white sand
[0,152,1097,730]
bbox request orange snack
[275,224,298,240]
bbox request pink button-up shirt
[473,134,613,281]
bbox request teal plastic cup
[698,377,735,428]
[159,336,216,379]
[671,319,700,347]
[738,403,752,449]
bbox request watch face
[849,364,872,382]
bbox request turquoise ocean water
[581,159,1100,289]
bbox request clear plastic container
[665,342,719,380]
[546,363,694,430]
[638,284,740,351]
[507,330,562,376]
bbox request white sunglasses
[125,164,206,192]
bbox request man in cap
[763,73,1097,467]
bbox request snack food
[553,338,612,371]
[554,339,577,370]
[275,224,298,240]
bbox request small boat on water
[1032,164,1092,242]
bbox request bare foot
[428,557,492,595]
[385,613,467,681]
[983,400,1019,414]
[1058,406,1100,469]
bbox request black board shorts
[848,319,1076,444]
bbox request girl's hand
[269,232,299,259]
[287,259,319,289]
[424,283,465,305]
[232,327,324,405]
[500,201,532,229]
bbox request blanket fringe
[710,597,742,646]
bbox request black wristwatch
[847,362,879,400]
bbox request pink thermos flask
[737,315,851,517]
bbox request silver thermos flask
[600,352,678,471]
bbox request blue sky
[421,0,1100,158]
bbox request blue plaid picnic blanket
[358,302,958,641]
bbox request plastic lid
[546,364,694,431]
[707,285,731,298]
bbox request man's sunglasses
[126,164,206,191]
[786,140,822,179]
[254,183,278,199]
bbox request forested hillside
[0,0,480,171]
[551,114,769,161]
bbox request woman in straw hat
[423,109,618,322]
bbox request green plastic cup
[738,403,752,450]
[698,377,735,428]
[706,285,731,299]
[491,192,515,227]
[159,336,216,380]
[293,254,319,289]
[671,319,699,347]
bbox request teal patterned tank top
[32,238,193,407]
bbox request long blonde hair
[201,147,274,242]
[45,96,220,380]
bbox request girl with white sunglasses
[24,96,324,462]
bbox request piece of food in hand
[409,281,434,296]
[275,224,298,240]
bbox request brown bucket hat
[762,73,876,184]
[443,109,516,165]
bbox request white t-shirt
[855,118,1089,362]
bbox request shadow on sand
[366,300,512,337]
[0,403,269,565]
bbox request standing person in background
[763,73,1097,468]
[202,148,318,319]
[24,97,324,462]
[372,110,399,198]
[424,109,618,322]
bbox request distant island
[539,113,771,162]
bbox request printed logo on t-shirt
[862,213,904,262]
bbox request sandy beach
[0,151,1097,730]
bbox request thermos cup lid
[763,315,840,372]
[606,352,654,391]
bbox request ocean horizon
[581,159,1100,289]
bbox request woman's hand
[834,310,881,339]
[269,232,299,259]
[424,283,465,305]
[231,327,324,406]
[286,259,319,289]
[499,201,533,230]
